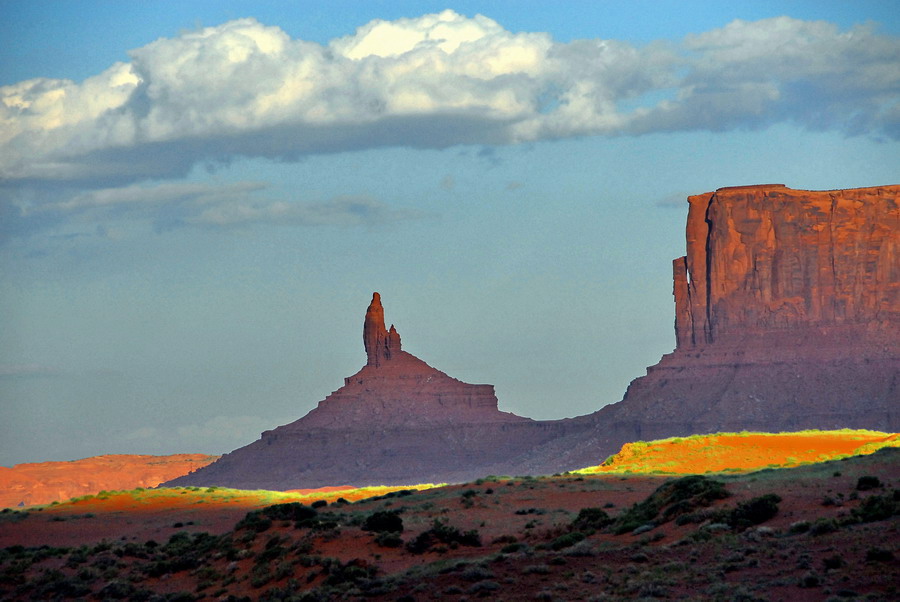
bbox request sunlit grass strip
[40,483,445,512]
[573,429,899,476]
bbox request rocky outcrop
[165,185,899,490]
[165,294,575,489]
[300,292,527,428]
[583,184,900,446]
[0,454,218,507]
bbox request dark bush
[727,493,781,529]
[808,518,839,536]
[261,502,318,523]
[550,532,585,551]
[406,520,481,554]
[97,580,137,599]
[374,532,403,548]
[865,548,894,563]
[501,542,526,553]
[363,511,404,533]
[822,555,844,570]
[852,493,898,522]
[235,512,273,533]
[323,559,377,587]
[613,475,728,534]
[571,507,611,531]
[311,500,328,509]
[856,476,882,491]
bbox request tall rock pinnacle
[363,292,402,366]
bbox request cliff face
[589,184,900,445]
[674,184,900,347]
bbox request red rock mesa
[165,185,899,488]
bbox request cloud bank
[3,10,898,186]
[1,180,419,243]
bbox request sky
[1,1,899,466]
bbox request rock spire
[363,292,402,366]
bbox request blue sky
[1,1,898,465]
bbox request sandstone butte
[0,454,218,508]
[161,184,898,490]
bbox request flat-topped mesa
[673,184,900,348]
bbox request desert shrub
[851,493,898,522]
[613,475,728,534]
[363,511,404,533]
[515,508,546,515]
[798,572,821,588]
[789,520,811,534]
[467,580,500,595]
[501,542,526,553]
[571,507,612,531]
[865,547,894,563]
[263,502,318,523]
[405,520,481,554]
[255,543,287,566]
[142,531,227,577]
[235,512,273,533]
[323,559,377,587]
[550,531,586,551]
[37,576,93,598]
[822,554,844,570]
[808,518,839,536]
[491,534,518,544]
[856,475,882,491]
[564,540,597,557]
[97,580,136,599]
[374,532,403,548]
[727,494,781,529]
[461,565,495,581]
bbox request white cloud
[3,181,421,239]
[1,12,897,184]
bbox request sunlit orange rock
[0,454,218,508]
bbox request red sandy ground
[0,454,219,508]
[0,431,897,600]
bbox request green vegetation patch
[613,475,729,534]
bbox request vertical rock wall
[674,184,900,347]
